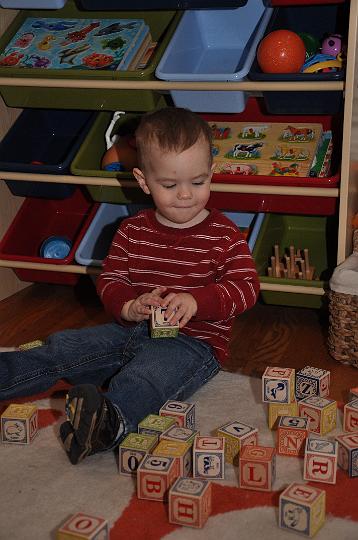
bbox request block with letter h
[118,432,157,476]
[343,399,358,432]
[216,420,258,465]
[1,403,38,444]
[57,512,108,540]
[152,439,192,476]
[239,445,276,492]
[262,367,295,404]
[279,482,325,538]
[295,366,330,400]
[137,454,179,501]
[277,415,310,457]
[336,432,358,477]
[159,400,195,429]
[298,396,337,436]
[169,477,212,529]
[193,436,225,480]
[303,435,338,484]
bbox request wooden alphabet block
[152,439,192,476]
[160,425,198,445]
[268,401,299,430]
[193,436,225,480]
[169,477,212,529]
[150,306,179,338]
[239,445,276,492]
[295,366,330,400]
[298,396,337,435]
[1,403,38,444]
[349,387,358,401]
[277,415,310,457]
[343,399,358,432]
[137,454,179,501]
[279,482,325,537]
[118,432,157,476]
[159,400,195,429]
[262,367,295,404]
[138,414,176,441]
[216,420,258,464]
[303,435,338,484]
[336,432,358,477]
[57,512,108,540]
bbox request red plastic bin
[203,97,341,215]
[0,187,98,285]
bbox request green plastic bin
[0,1,180,111]
[252,214,335,309]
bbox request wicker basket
[328,229,358,367]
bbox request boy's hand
[121,287,166,322]
[162,292,197,328]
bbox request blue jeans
[0,322,220,437]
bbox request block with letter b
[277,415,310,457]
[159,400,195,429]
[193,436,225,480]
[216,420,258,464]
[137,454,179,501]
[298,396,337,436]
[1,403,38,444]
[279,482,325,537]
[57,512,108,540]
[343,399,358,432]
[336,432,358,477]
[118,432,157,476]
[239,445,276,492]
[262,367,295,404]
[169,477,212,529]
[150,306,179,338]
[295,366,330,400]
[303,436,338,484]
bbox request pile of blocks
[1,369,358,539]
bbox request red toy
[257,30,306,74]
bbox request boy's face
[133,137,214,227]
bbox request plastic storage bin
[0,1,180,111]
[155,1,272,112]
[0,109,95,199]
[0,188,98,285]
[80,0,248,8]
[248,4,347,114]
[252,213,337,308]
[75,204,264,267]
[0,0,66,7]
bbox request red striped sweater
[97,208,259,366]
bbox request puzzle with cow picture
[209,121,323,177]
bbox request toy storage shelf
[0,1,357,303]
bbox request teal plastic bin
[252,214,336,308]
[0,1,180,111]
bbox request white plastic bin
[155,1,272,112]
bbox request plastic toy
[256,30,306,74]
[321,34,342,57]
[297,32,320,61]
[302,53,343,74]
[101,134,138,171]
[39,236,72,259]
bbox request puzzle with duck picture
[210,121,323,177]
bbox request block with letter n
[277,415,310,457]
[279,482,325,537]
[169,477,212,529]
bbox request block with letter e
[303,435,338,484]
[159,399,195,429]
[239,445,276,492]
[277,415,310,457]
[57,512,108,540]
[336,432,358,477]
[169,477,212,529]
[137,455,179,501]
[150,306,179,338]
[1,403,38,444]
[262,367,295,404]
[298,396,337,436]
[343,399,358,432]
[279,482,325,538]
[193,436,225,480]
[118,432,157,476]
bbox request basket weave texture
[328,230,358,367]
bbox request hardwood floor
[0,277,357,402]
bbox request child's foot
[60,384,122,465]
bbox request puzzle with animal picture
[210,121,323,177]
[0,17,151,71]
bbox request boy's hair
[135,107,213,169]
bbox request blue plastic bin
[0,0,66,6]
[155,1,272,112]
[0,109,95,199]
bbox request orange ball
[257,30,306,74]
